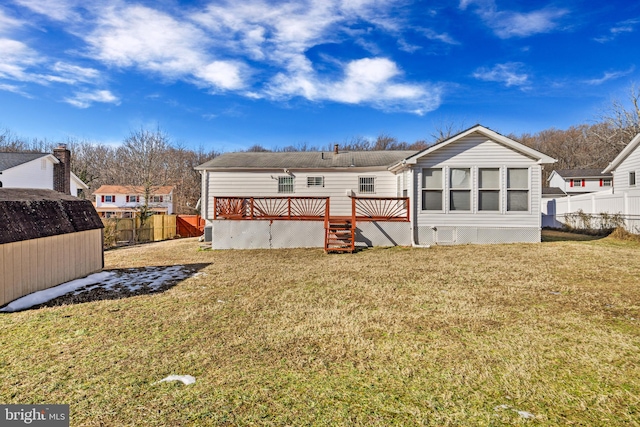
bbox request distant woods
[2,85,640,212]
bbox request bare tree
[593,83,640,151]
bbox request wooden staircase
[324,219,355,253]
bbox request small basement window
[278,176,294,193]
[307,176,324,187]
[359,177,375,194]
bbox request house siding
[204,169,399,218]
[613,144,640,194]
[1,158,54,189]
[411,135,543,244]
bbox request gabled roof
[0,189,103,244]
[195,151,417,170]
[0,152,51,171]
[549,169,612,179]
[542,187,567,196]
[603,133,640,174]
[93,185,174,195]
[391,124,556,171]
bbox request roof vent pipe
[334,144,339,154]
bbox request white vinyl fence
[543,190,640,232]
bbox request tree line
[2,86,639,213]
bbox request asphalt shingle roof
[0,152,49,172]
[196,151,418,170]
[554,168,611,178]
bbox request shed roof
[93,185,174,195]
[0,152,49,172]
[0,189,103,244]
[542,187,567,196]
[195,151,417,170]
[552,168,612,179]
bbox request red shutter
[582,180,585,187]
[160,196,164,202]
[599,179,603,187]
[112,195,116,201]
[101,195,104,203]
[126,196,129,202]
[570,180,574,187]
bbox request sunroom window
[507,168,529,211]
[422,168,443,210]
[450,168,471,211]
[478,168,500,211]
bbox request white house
[93,185,175,218]
[543,132,640,232]
[196,125,556,250]
[547,169,612,194]
[0,148,88,197]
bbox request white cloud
[64,89,120,108]
[473,63,529,87]
[584,68,635,85]
[0,38,42,80]
[460,0,567,38]
[0,7,23,33]
[52,62,100,83]
[594,18,640,43]
[85,4,245,90]
[12,0,80,22]
[0,82,30,96]
[267,57,442,114]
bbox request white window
[507,168,529,211]
[307,176,324,187]
[422,168,443,211]
[602,178,612,187]
[127,195,139,203]
[278,176,294,193]
[104,195,114,203]
[478,168,500,211]
[152,196,164,203]
[359,177,375,194]
[630,172,636,187]
[450,168,471,211]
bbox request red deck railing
[213,196,409,222]
[213,197,329,220]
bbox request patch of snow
[154,375,196,385]
[0,272,115,313]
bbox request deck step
[324,218,355,253]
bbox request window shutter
[101,195,104,203]
[126,196,129,202]
[160,196,164,202]
[112,195,116,201]
[599,179,603,187]
[582,180,585,187]
[569,180,574,187]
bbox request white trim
[603,132,640,173]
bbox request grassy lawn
[1,236,639,426]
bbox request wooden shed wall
[0,229,103,307]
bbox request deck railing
[214,196,409,222]
[213,197,329,220]
[352,196,410,222]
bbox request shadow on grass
[541,229,607,242]
[31,263,211,310]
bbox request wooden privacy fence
[102,215,177,246]
[177,215,205,237]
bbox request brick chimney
[334,144,339,154]
[53,144,71,195]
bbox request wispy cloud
[12,0,81,22]
[584,67,635,85]
[594,18,640,43]
[64,89,120,108]
[460,0,568,38]
[473,62,529,87]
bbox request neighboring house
[93,185,175,218]
[196,124,556,250]
[0,146,89,197]
[547,169,613,194]
[0,189,104,308]
[543,132,640,232]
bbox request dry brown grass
[1,237,639,426]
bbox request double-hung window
[104,195,114,203]
[450,168,471,211]
[422,168,443,210]
[278,176,294,193]
[507,168,529,211]
[359,177,375,194]
[478,168,500,211]
[307,176,324,187]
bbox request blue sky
[0,0,639,151]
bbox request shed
[0,189,104,307]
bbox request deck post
[213,197,217,220]
[250,197,254,219]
